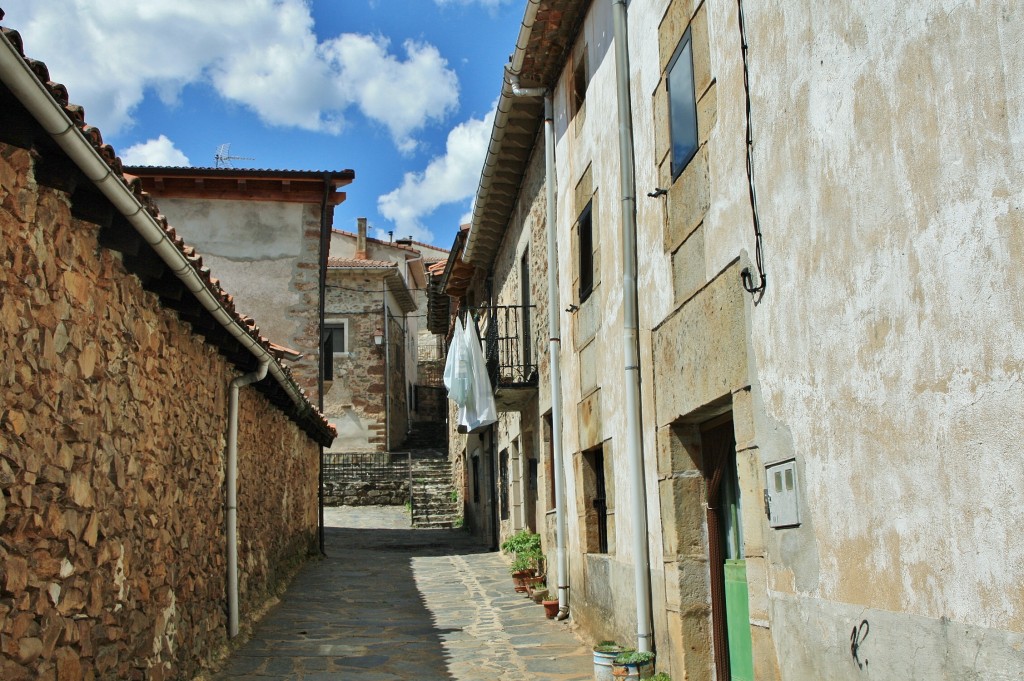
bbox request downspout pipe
[543,95,570,621]
[227,357,270,638]
[317,178,332,557]
[506,71,570,620]
[612,0,654,652]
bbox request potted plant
[526,573,545,597]
[593,641,625,681]
[541,592,560,619]
[510,553,532,592]
[531,587,548,604]
[502,530,543,593]
[612,650,656,679]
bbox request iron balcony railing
[479,304,538,390]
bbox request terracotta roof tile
[327,257,398,269]
[0,18,335,444]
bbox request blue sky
[3,0,525,248]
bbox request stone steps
[409,455,461,529]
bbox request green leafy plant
[509,553,533,574]
[453,517,464,528]
[500,529,540,555]
[449,489,458,503]
[594,641,624,653]
[649,673,672,681]
[403,500,411,514]
[614,650,656,666]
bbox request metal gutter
[611,0,654,653]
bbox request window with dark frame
[667,28,699,179]
[578,202,594,303]
[472,456,481,503]
[572,47,589,117]
[499,449,510,521]
[321,324,346,380]
[545,415,556,511]
[583,447,608,554]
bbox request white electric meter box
[765,459,800,528]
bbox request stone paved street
[212,506,593,680]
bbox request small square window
[667,29,699,179]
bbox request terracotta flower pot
[542,598,559,619]
[512,570,531,592]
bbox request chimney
[356,217,368,260]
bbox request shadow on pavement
[216,515,490,680]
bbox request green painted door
[718,431,754,681]
[724,559,755,681]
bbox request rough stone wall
[386,314,408,449]
[235,393,319,615]
[322,453,409,506]
[0,144,319,680]
[414,385,446,423]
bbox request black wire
[738,0,766,297]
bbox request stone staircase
[409,455,461,529]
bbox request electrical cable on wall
[737,0,767,298]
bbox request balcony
[481,304,538,411]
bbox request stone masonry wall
[323,274,388,452]
[0,143,320,680]
[322,453,409,506]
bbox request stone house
[440,0,1024,679]
[0,16,334,681]
[323,219,449,453]
[126,165,354,405]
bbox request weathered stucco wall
[0,144,320,680]
[153,197,324,400]
[743,3,1024,677]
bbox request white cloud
[121,135,190,166]
[377,108,495,243]
[3,0,459,148]
[319,34,459,153]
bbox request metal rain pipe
[226,357,270,638]
[542,94,570,620]
[612,0,653,652]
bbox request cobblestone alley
[211,507,593,680]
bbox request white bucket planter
[593,646,624,681]
[611,660,655,679]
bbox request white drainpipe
[541,94,570,620]
[226,357,269,638]
[496,7,571,621]
[612,0,653,652]
[463,0,569,619]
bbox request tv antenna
[214,143,254,168]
